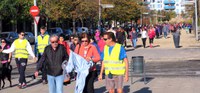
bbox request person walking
[98,32,129,93]
[0,38,12,68]
[141,28,148,48]
[130,27,137,48]
[1,31,36,89]
[36,26,50,84]
[70,35,79,52]
[74,33,100,93]
[162,24,168,39]
[35,35,69,93]
[148,26,156,48]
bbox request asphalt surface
[1,30,200,93]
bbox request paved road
[1,29,200,93]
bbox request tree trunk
[80,17,84,27]
[73,17,76,34]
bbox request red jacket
[148,29,156,39]
[74,44,100,71]
[58,41,70,55]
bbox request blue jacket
[64,50,93,93]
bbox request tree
[101,0,142,26]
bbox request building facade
[147,0,186,14]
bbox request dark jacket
[0,44,10,61]
[36,44,69,76]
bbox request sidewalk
[125,29,200,62]
[1,76,200,93]
[2,29,200,93]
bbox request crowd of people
[0,22,192,93]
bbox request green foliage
[102,0,142,22]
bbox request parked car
[0,32,18,44]
[47,27,64,36]
[25,32,35,44]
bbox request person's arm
[90,46,100,62]
[124,57,129,82]
[98,61,105,81]
[35,47,47,77]
[2,43,15,53]
[26,41,35,58]
[119,46,129,82]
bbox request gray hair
[50,34,59,40]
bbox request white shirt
[107,29,116,37]
[141,30,148,38]
[3,39,35,58]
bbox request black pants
[2,62,10,69]
[142,38,147,48]
[15,58,27,84]
[38,54,47,81]
[149,38,154,44]
[83,70,97,93]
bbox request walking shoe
[42,80,48,84]
[17,83,22,89]
[20,83,27,89]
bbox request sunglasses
[103,38,109,41]
[1,41,5,43]
[21,34,25,36]
[81,40,88,42]
[51,41,58,44]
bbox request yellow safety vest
[37,35,49,53]
[14,39,29,58]
[103,43,125,75]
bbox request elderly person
[35,35,69,93]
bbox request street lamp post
[195,0,198,40]
[98,0,101,31]
[34,0,37,40]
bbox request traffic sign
[30,6,40,16]
[34,16,40,25]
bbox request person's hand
[0,49,2,52]
[33,57,37,62]
[34,71,39,77]
[8,58,11,62]
[98,75,103,81]
[86,57,92,62]
[124,74,129,82]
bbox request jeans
[47,75,64,93]
[15,58,27,84]
[132,39,137,48]
[164,32,167,38]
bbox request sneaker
[42,80,48,84]
[20,83,27,89]
[17,83,21,89]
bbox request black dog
[0,65,12,89]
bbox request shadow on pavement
[133,87,152,93]
[131,77,154,85]
[124,85,130,93]
[95,86,107,93]
[26,79,42,88]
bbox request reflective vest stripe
[105,67,125,70]
[104,60,123,64]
